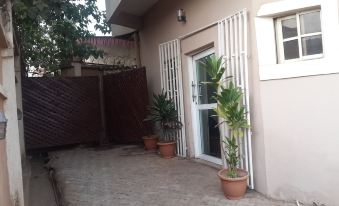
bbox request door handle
[191,81,196,103]
[198,83,203,97]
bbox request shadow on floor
[28,157,57,206]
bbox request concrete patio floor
[48,145,297,206]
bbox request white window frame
[255,0,339,80]
[276,9,323,63]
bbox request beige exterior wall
[138,0,339,205]
[259,75,339,204]
[2,49,24,206]
[62,42,137,77]
[86,44,137,67]
[0,19,11,205]
[252,0,339,205]
[141,0,250,95]
[0,140,12,206]
[15,56,25,159]
[139,0,268,197]
[0,1,25,205]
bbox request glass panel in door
[199,109,221,158]
[194,52,221,159]
[196,56,217,105]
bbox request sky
[80,0,112,36]
[96,0,106,11]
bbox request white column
[1,48,25,206]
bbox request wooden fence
[22,68,150,151]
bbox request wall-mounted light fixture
[0,112,7,140]
[177,9,186,23]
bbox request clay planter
[142,135,158,151]
[217,168,248,200]
[157,141,176,158]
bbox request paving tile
[49,146,296,206]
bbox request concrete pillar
[14,56,25,159]
[133,32,141,68]
[72,62,82,77]
[2,48,25,206]
[0,139,12,206]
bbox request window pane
[300,11,321,34]
[302,35,323,56]
[282,18,298,39]
[283,40,299,60]
[196,54,217,104]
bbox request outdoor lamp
[177,9,186,22]
[0,112,7,140]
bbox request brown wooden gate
[104,68,150,143]
[22,76,102,150]
[22,68,150,151]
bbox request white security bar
[218,9,254,189]
[159,40,187,157]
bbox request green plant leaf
[145,90,182,141]
[201,55,251,178]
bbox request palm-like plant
[200,56,226,88]
[145,91,182,142]
[202,56,249,178]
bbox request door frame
[188,48,222,165]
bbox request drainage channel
[47,167,63,206]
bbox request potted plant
[142,134,159,151]
[202,56,250,200]
[145,91,182,158]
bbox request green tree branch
[13,0,111,75]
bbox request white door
[191,48,222,165]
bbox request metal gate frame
[159,40,187,157]
[218,9,254,189]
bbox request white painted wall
[255,0,339,80]
[260,75,339,205]
[253,0,339,205]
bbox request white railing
[158,9,253,188]
[218,9,254,189]
[159,40,187,157]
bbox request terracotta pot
[142,135,158,151]
[157,141,176,158]
[217,168,248,200]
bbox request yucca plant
[145,90,182,142]
[200,55,225,88]
[202,56,249,178]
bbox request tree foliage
[12,0,111,74]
